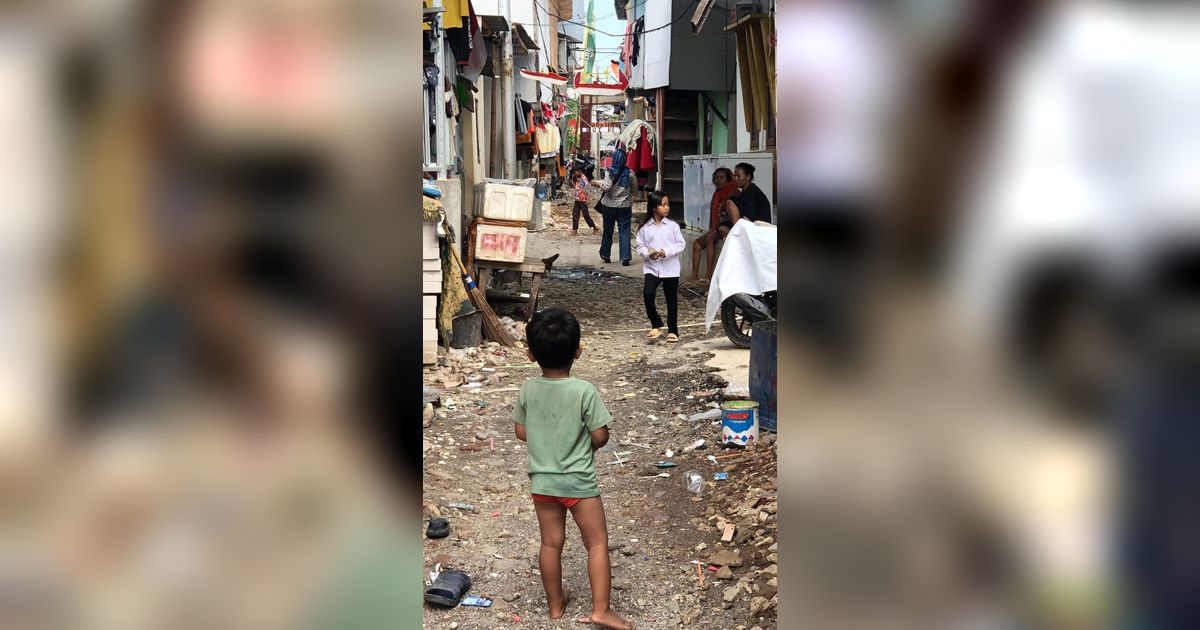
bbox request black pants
[572,200,596,230]
[644,274,679,334]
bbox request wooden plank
[721,523,736,543]
[423,259,441,271]
[747,25,770,133]
[423,280,442,293]
[424,296,437,318]
[527,272,542,322]
[423,246,441,259]
[735,32,755,134]
[759,18,776,118]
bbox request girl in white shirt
[636,192,687,343]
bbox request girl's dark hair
[714,167,734,183]
[645,190,669,223]
[735,163,755,180]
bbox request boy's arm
[589,426,609,451]
[514,422,527,442]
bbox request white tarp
[705,221,778,333]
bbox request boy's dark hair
[526,307,581,370]
[571,167,583,177]
[714,167,734,183]
[735,162,756,180]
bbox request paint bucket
[721,400,759,445]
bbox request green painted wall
[698,91,729,155]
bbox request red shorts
[531,494,582,509]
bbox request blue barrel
[750,320,777,432]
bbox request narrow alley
[423,202,779,630]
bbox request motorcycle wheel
[721,298,756,349]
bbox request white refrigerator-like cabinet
[681,153,776,231]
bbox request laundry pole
[499,0,516,179]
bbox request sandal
[426,517,450,539]
[424,569,472,607]
[646,328,662,339]
[667,333,679,343]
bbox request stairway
[660,89,699,222]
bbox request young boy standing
[513,308,633,630]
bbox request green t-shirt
[511,377,612,498]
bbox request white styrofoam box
[474,222,528,263]
[475,181,535,223]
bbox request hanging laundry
[423,64,440,125]
[534,120,561,158]
[515,97,528,135]
[632,17,644,66]
[618,119,657,153]
[620,20,634,71]
[462,7,486,79]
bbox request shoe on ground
[622,260,631,266]
[647,328,662,339]
[667,333,679,343]
[601,256,611,263]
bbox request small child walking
[636,191,686,343]
[513,308,634,630]
[571,168,597,236]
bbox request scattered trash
[481,367,496,372]
[665,449,674,458]
[647,414,657,421]
[655,461,677,468]
[689,409,723,422]
[642,473,671,479]
[721,386,751,399]
[683,470,705,494]
[707,455,718,464]
[465,383,482,389]
[426,517,450,539]
[447,502,475,511]
[713,472,729,480]
[461,596,493,608]
[489,437,495,451]
[682,439,706,453]
[490,511,501,518]
[624,393,636,398]
[512,613,522,622]
[689,389,719,398]
[424,569,472,607]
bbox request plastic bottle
[683,470,704,494]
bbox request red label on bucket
[727,412,749,420]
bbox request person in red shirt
[686,168,738,286]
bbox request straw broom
[446,244,519,347]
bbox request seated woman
[686,167,739,287]
[727,162,773,225]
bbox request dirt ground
[423,204,778,629]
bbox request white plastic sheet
[705,221,778,333]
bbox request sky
[558,0,626,66]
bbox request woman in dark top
[725,163,772,225]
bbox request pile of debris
[677,437,779,628]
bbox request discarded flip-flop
[654,461,677,468]
[426,517,450,539]
[424,569,472,607]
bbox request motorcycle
[721,291,776,349]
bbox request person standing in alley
[592,143,634,265]
[570,167,597,236]
[637,191,686,343]
[512,308,634,630]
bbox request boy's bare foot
[549,586,572,619]
[576,609,633,629]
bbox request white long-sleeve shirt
[635,217,686,278]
